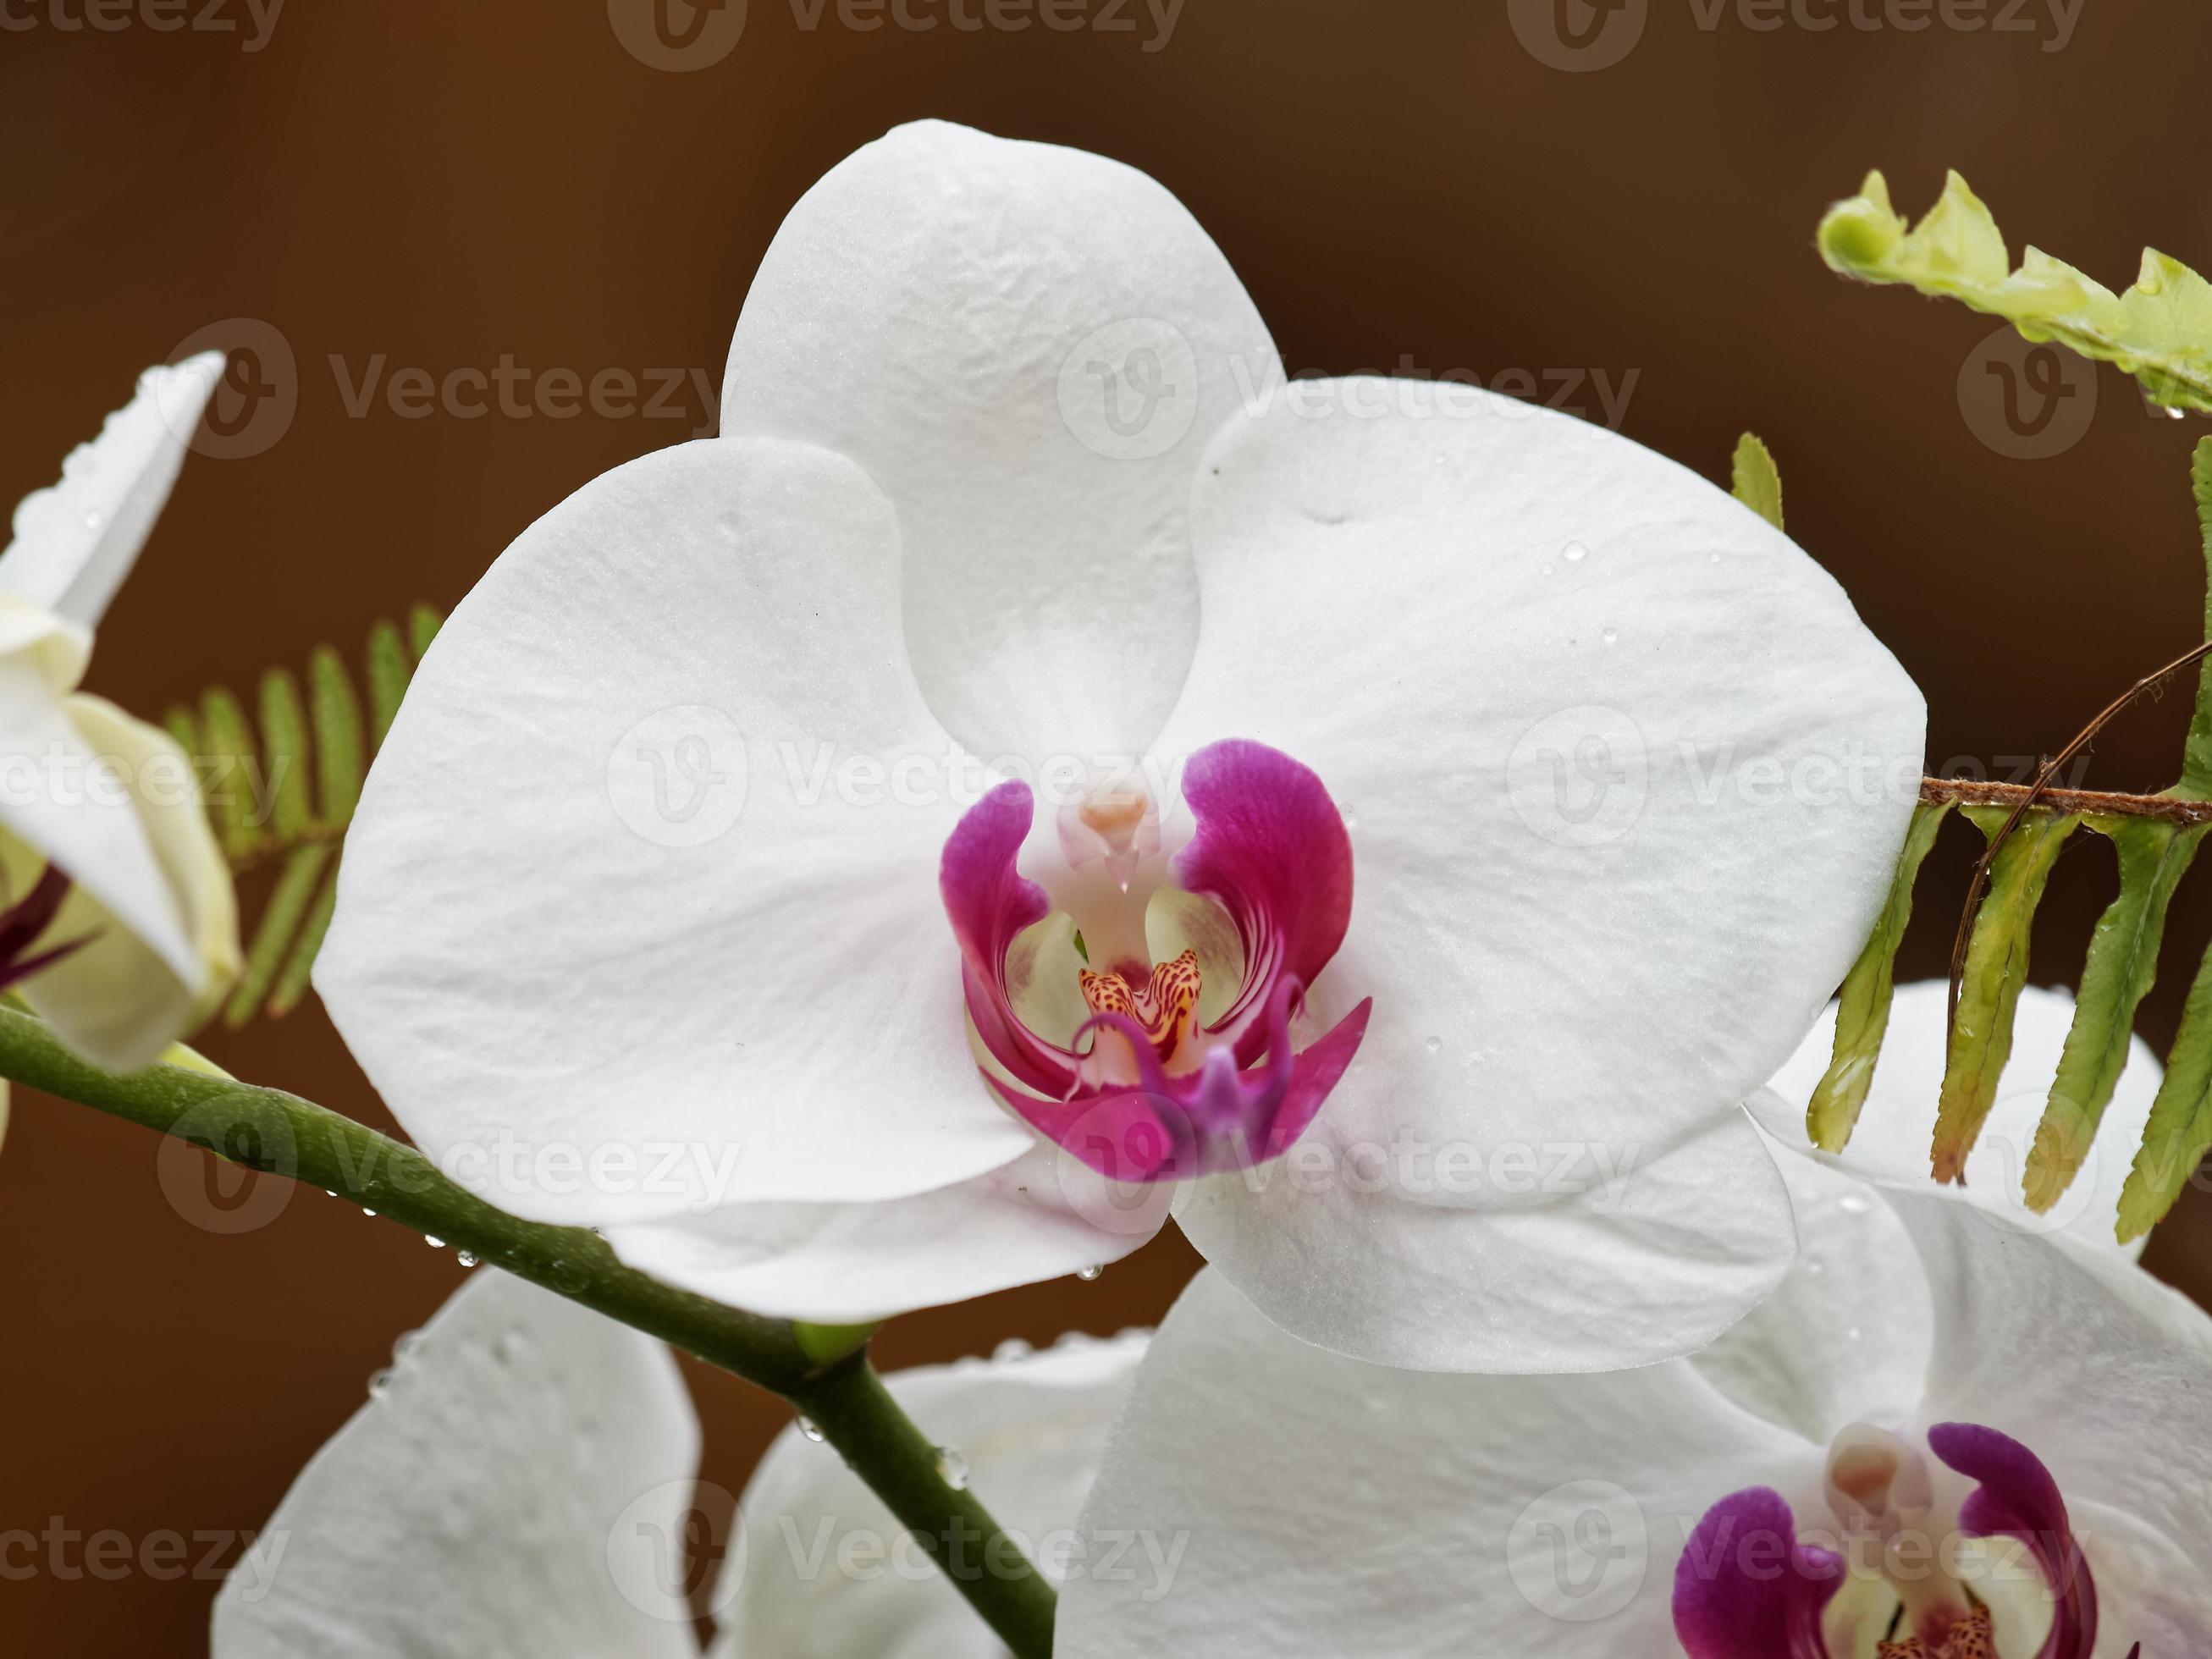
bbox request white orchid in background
[1053,986,2204,1658]
[211,1266,1144,1658]
[0,358,239,1074]
[317,118,1923,1374]
[1059,1208,2206,1658]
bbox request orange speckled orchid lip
[1675,1423,2100,1659]
[941,738,1370,1182]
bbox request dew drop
[1563,541,1588,563]
[323,1190,336,1199]
[935,1446,972,1491]
[1708,551,1723,565]
[798,1416,826,1444]
[361,1207,377,1218]
[1077,1264,1105,1282]
[1601,627,1620,647]
[1803,1258,1826,1277]
[992,1337,1034,1364]
[1424,1035,1443,1055]
[367,1368,394,1398]
[80,509,105,532]
[392,1331,422,1365]
[426,1236,445,1249]
[456,1250,479,1268]
[1838,1192,1874,1215]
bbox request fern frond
[179,610,440,1028]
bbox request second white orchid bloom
[1056,995,2209,1657]
[318,120,1924,1373]
[0,359,239,1072]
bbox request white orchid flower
[317,118,1923,1373]
[1757,980,2164,1259]
[1053,1011,2207,1658]
[210,1266,1144,1658]
[0,357,240,1072]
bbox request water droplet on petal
[992,1337,1034,1364]
[1564,542,1588,563]
[798,1416,826,1443]
[426,1236,445,1249]
[361,1207,377,1218]
[80,509,104,532]
[1425,1035,1443,1055]
[1078,1264,1105,1282]
[456,1250,479,1268]
[1601,627,1619,647]
[1838,1192,1874,1215]
[392,1331,422,1365]
[935,1446,971,1491]
[323,1190,336,1199]
[367,1369,394,1398]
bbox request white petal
[317,438,1036,1221]
[212,1270,702,1659]
[1889,1188,2212,1562]
[719,1331,1147,1658]
[8,694,239,1069]
[1173,1105,1796,1373]
[1056,1270,1809,1658]
[1754,980,2159,1258]
[1158,388,1924,1367]
[602,1144,1154,1324]
[1687,1154,1933,1448]
[0,354,219,628]
[722,121,1275,766]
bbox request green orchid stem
[0,1007,1056,1659]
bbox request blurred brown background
[4,1,2211,1650]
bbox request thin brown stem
[1945,637,2212,1041]
[1918,777,2212,827]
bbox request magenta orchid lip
[943,738,1371,1182]
[1675,1423,2100,1659]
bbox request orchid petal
[1754,982,2159,1258]
[0,354,220,629]
[1056,1269,1807,1658]
[599,1144,1153,1325]
[1688,1154,1933,1450]
[212,1270,702,1659]
[1158,387,1924,1369]
[1172,1103,1796,1373]
[1888,1188,2212,1588]
[717,1331,1146,1657]
[317,438,1039,1226]
[721,120,1276,766]
[3,694,239,1068]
